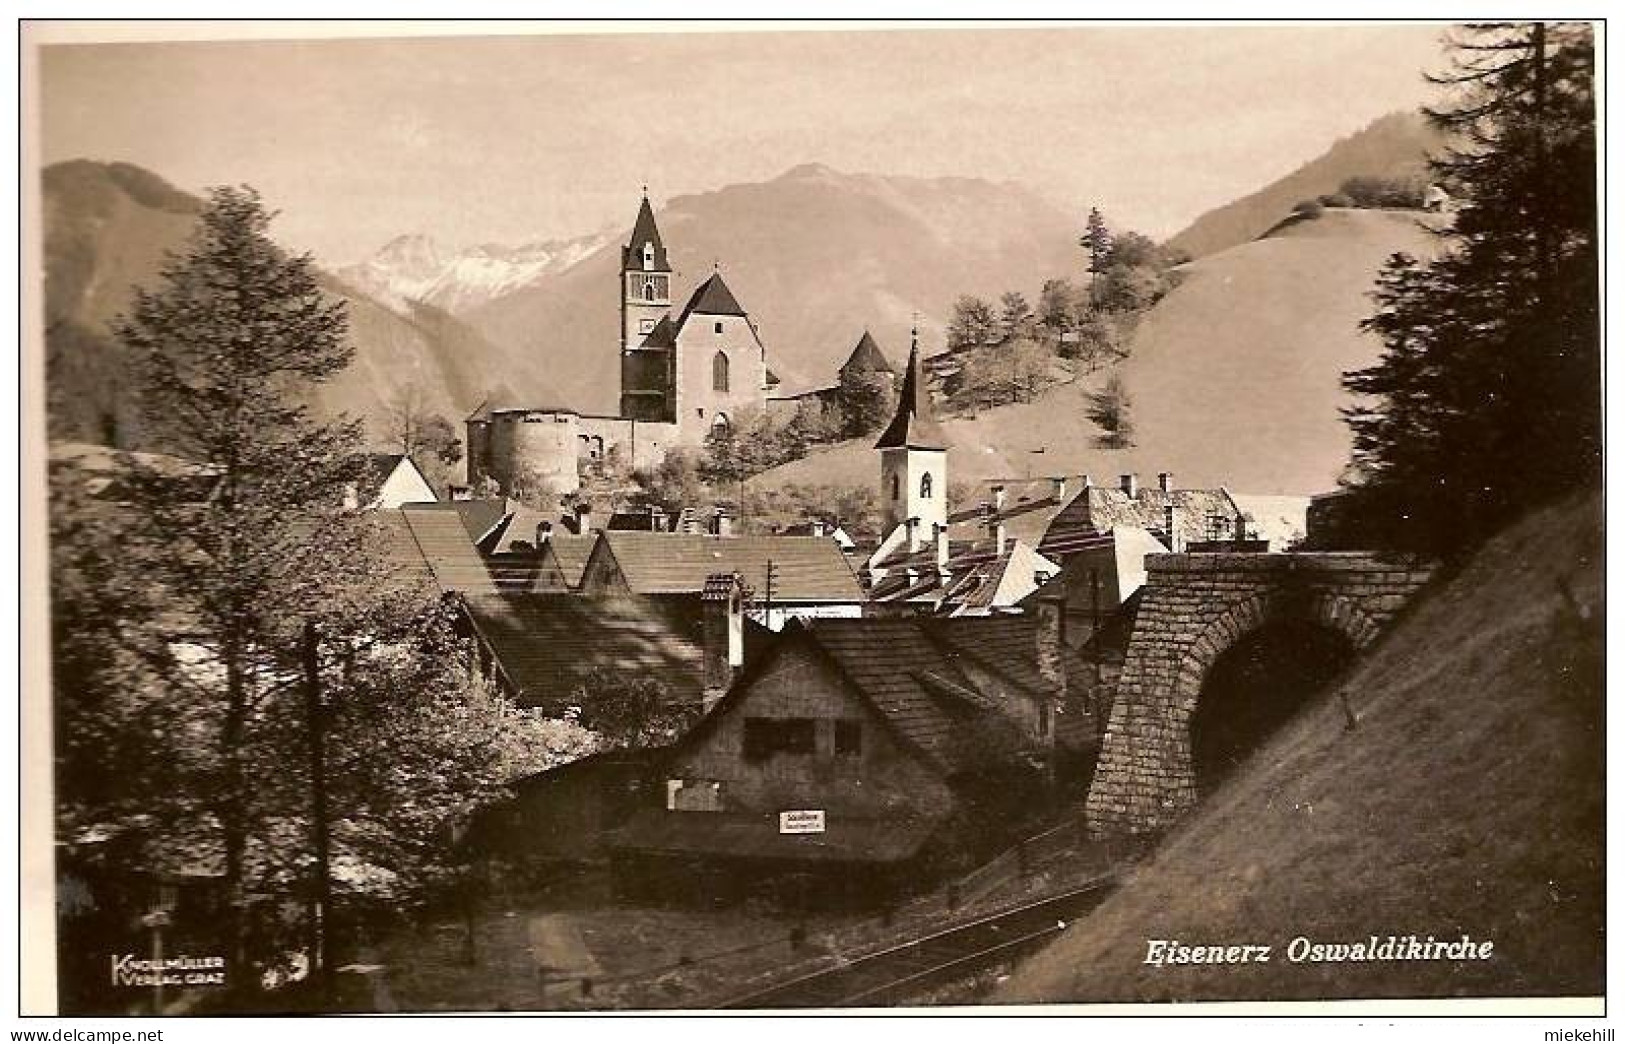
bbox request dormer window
[642,243,654,271]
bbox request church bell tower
[619,190,676,422]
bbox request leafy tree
[58,186,556,998]
[1341,22,1598,556]
[1338,174,1428,208]
[1101,231,1161,270]
[945,294,998,350]
[1038,278,1078,333]
[634,445,706,518]
[1086,374,1136,448]
[571,670,697,751]
[1082,207,1113,275]
[837,370,896,439]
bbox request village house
[576,529,866,630]
[606,589,1098,903]
[347,453,437,511]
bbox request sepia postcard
[19,18,1605,1021]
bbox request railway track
[716,876,1115,1009]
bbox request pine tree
[1082,207,1113,275]
[1341,23,1598,556]
[53,186,551,1002]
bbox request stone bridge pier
[1085,552,1432,837]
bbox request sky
[35,23,1449,264]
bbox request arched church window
[920,472,934,499]
[713,351,730,393]
[643,281,655,302]
[712,412,730,432]
[890,473,900,501]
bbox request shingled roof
[874,338,947,451]
[592,532,864,603]
[839,330,895,377]
[622,193,671,272]
[461,592,703,709]
[638,314,678,350]
[800,617,980,772]
[1040,484,1242,555]
[676,271,747,326]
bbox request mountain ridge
[1165,110,1445,259]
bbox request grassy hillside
[40,160,506,449]
[1165,110,1443,259]
[996,490,1604,1004]
[466,163,1082,414]
[756,209,1443,497]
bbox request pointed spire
[874,330,947,451]
[623,192,670,273]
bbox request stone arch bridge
[1085,551,1432,837]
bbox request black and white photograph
[18,17,1605,1022]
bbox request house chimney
[1034,589,1067,745]
[702,572,747,712]
[651,505,667,532]
[811,519,826,538]
[342,483,360,511]
[711,507,733,537]
[1052,476,1068,502]
[536,521,553,546]
[992,485,1007,512]
[1158,472,1174,493]
[1235,514,1248,543]
[1120,473,1137,497]
[1081,474,1093,489]
[1164,504,1178,552]
[905,515,922,552]
[574,502,594,533]
[987,514,1007,557]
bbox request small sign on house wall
[779,810,826,834]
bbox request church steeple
[876,327,948,545]
[875,328,947,451]
[623,190,671,274]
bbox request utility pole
[303,620,334,1005]
[763,559,777,629]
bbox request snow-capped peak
[338,228,616,314]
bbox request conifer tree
[1082,207,1113,275]
[1341,23,1598,556]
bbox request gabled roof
[874,338,948,451]
[799,618,981,772]
[461,592,702,708]
[396,504,502,594]
[676,271,748,325]
[1040,484,1241,553]
[937,540,1060,614]
[839,330,895,376]
[622,194,671,273]
[594,532,865,603]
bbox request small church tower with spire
[875,329,948,548]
